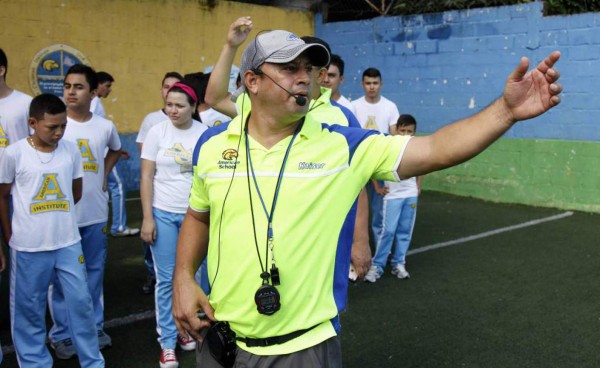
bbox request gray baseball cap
[239,30,331,78]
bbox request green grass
[2,191,600,367]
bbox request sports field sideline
[1,190,598,367]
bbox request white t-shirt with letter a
[63,115,122,226]
[141,120,207,214]
[0,139,83,252]
[352,96,399,134]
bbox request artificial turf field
[1,190,599,367]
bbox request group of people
[0,13,562,368]
[0,57,119,367]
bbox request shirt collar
[226,112,321,142]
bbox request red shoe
[177,333,197,351]
[159,348,178,368]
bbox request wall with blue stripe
[316,2,598,141]
[315,2,600,212]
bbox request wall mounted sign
[29,44,91,96]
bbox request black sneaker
[141,274,156,295]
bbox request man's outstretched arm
[399,51,562,179]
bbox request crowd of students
[0,13,562,368]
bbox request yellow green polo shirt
[190,113,410,355]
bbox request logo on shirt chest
[30,173,70,214]
[77,139,98,173]
[165,143,192,174]
[0,124,8,147]
[298,161,326,170]
[364,116,379,131]
[218,149,239,170]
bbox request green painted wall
[422,138,600,213]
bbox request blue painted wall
[315,2,600,141]
[117,133,140,193]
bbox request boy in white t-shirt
[322,54,357,116]
[352,67,400,261]
[0,94,104,367]
[365,114,421,283]
[49,64,122,359]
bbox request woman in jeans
[140,82,208,368]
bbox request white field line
[1,311,156,356]
[407,211,574,256]
[1,211,574,356]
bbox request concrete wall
[316,2,600,212]
[1,0,314,134]
[2,0,314,190]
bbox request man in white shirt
[352,67,401,247]
[90,71,113,118]
[322,54,356,116]
[49,64,122,359]
[0,48,33,158]
[90,71,139,237]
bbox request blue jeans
[144,242,155,277]
[13,245,104,367]
[372,196,418,271]
[108,167,127,234]
[151,208,184,349]
[50,223,108,341]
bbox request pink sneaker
[160,348,178,368]
[177,333,197,351]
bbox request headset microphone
[252,68,308,107]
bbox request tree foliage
[390,0,600,16]
[320,0,600,22]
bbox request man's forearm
[205,44,239,118]
[104,149,121,178]
[0,192,12,245]
[400,98,513,179]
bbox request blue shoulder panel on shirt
[192,121,231,166]
[321,124,380,164]
[331,100,360,129]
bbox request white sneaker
[160,348,179,368]
[111,227,140,237]
[364,265,382,283]
[391,264,410,279]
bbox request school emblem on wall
[29,44,91,97]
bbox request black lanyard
[244,119,304,286]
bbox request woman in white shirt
[140,82,208,368]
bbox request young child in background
[0,94,104,367]
[365,114,421,282]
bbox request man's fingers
[175,315,208,341]
[508,56,530,82]
[537,50,561,73]
[545,67,560,83]
[550,81,563,95]
[200,302,216,322]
